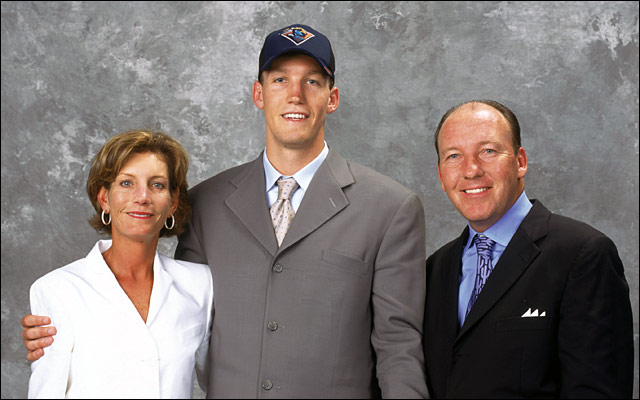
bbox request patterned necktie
[270,177,299,247]
[466,234,496,316]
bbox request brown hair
[86,130,191,237]
[434,99,521,163]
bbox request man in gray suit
[21,24,428,398]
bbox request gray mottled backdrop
[2,1,638,398]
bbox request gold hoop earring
[101,210,111,226]
[165,214,175,230]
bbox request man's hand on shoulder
[21,314,56,362]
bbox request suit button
[267,321,278,331]
[273,263,283,273]
[262,379,273,390]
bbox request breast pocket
[495,316,551,332]
[321,249,368,276]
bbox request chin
[460,210,493,226]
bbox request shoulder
[548,213,610,241]
[547,213,620,263]
[523,201,622,274]
[158,255,213,306]
[349,160,413,193]
[189,158,257,200]
[335,156,419,209]
[30,257,89,298]
[529,200,614,246]
[158,254,212,286]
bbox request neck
[265,139,324,176]
[102,235,158,281]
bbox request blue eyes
[272,78,321,85]
[445,149,498,162]
[119,180,166,189]
[480,149,499,159]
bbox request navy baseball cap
[259,24,335,78]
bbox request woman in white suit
[28,130,213,398]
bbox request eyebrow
[118,173,168,180]
[440,140,505,153]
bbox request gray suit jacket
[176,150,428,398]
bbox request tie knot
[473,234,495,256]
[276,177,299,201]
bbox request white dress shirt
[263,141,329,211]
[28,240,213,399]
[457,190,533,327]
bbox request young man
[22,25,429,398]
[423,99,633,398]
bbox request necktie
[466,234,496,316]
[270,177,299,246]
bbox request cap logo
[280,26,314,46]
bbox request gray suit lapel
[456,201,548,341]
[225,153,278,256]
[278,150,353,252]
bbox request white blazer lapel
[84,241,133,309]
[146,252,174,326]
[86,240,159,327]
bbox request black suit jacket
[423,200,633,398]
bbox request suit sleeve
[195,264,214,393]
[175,190,208,264]
[558,234,634,398]
[28,278,74,399]
[370,192,429,398]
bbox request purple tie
[466,234,496,316]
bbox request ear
[252,80,264,110]
[437,164,446,192]
[97,187,110,212]
[517,147,528,179]
[326,86,340,114]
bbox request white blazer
[28,240,213,399]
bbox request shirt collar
[263,141,329,193]
[466,190,533,250]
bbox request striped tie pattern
[270,177,299,246]
[466,234,496,316]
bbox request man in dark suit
[21,24,429,398]
[423,99,634,398]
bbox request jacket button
[267,321,278,331]
[273,263,283,273]
[262,379,273,390]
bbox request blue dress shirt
[458,190,533,327]
[263,141,329,212]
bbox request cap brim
[260,48,333,77]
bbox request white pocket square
[521,308,546,317]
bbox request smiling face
[253,54,339,157]
[98,152,178,244]
[437,103,528,232]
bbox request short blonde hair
[86,130,191,237]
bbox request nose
[133,185,151,204]
[287,79,304,103]
[463,155,483,178]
